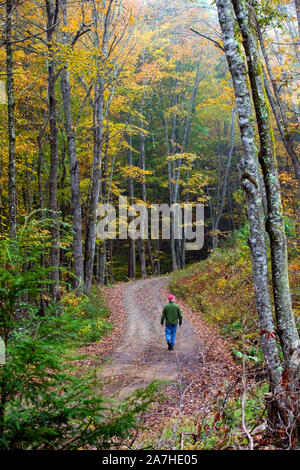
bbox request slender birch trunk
[171,91,180,270]
[174,59,202,204]
[172,61,202,266]
[165,115,178,272]
[98,126,110,285]
[142,104,155,275]
[213,107,236,249]
[84,75,104,295]
[138,93,147,278]
[127,132,136,280]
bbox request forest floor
[82,276,241,447]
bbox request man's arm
[177,305,183,325]
[161,306,166,325]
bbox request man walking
[161,295,183,350]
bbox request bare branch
[190,28,225,52]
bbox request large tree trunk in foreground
[216,0,298,443]
[232,0,300,413]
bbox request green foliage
[253,0,287,28]
[0,220,163,450]
[1,320,163,449]
[233,222,250,250]
[283,215,296,241]
[60,289,113,345]
[0,214,53,342]
[232,349,260,364]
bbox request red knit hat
[168,295,175,301]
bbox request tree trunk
[84,76,104,295]
[174,59,202,203]
[172,61,202,266]
[154,239,160,276]
[107,240,114,284]
[46,0,60,301]
[139,93,148,278]
[127,132,136,280]
[137,239,146,278]
[60,0,84,293]
[84,1,111,295]
[216,0,293,441]
[97,126,110,285]
[257,23,300,182]
[227,184,236,231]
[213,107,236,248]
[37,131,45,210]
[295,0,300,37]
[165,115,178,271]
[98,241,106,284]
[232,0,300,405]
[5,0,17,239]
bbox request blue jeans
[165,324,178,347]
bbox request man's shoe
[168,342,172,350]
[170,345,174,350]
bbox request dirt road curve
[99,277,201,399]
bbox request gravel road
[99,277,201,399]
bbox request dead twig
[190,28,225,52]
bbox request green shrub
[60,288,113,345]
[1,317,163,449]
[0,218,163,449]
